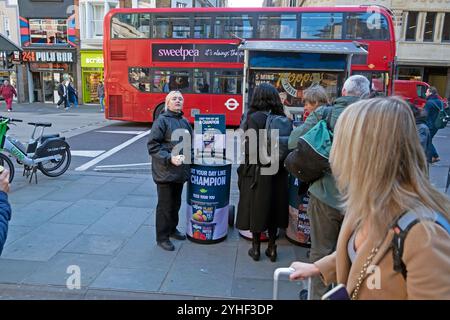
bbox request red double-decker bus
[103,6,396,125]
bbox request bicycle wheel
[0,153,15,183]
[38,149,71,177]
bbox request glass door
[53,73,61,104]
[43,72,54,103]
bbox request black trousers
[156,182,184,242]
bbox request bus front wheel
[153,104,165,121]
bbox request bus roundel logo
[225,98,239,111]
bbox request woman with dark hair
[236,83,290,262]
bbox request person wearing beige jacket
[289,97,450,300]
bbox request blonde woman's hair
[330,97,450,239]
[165,90,183,111]
[303,85,329,106]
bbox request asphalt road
[67,122,152,174]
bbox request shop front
[80,50,104,104]
[22,49,76,103]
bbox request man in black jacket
[147,91,193,251]
[0,169,12,256]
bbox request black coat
[147,109,193,184]
[236,111,289,232]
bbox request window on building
[112,13,150,38]
[212,70,242,94]
[194,16,212,38]
[345,12,389,40]
[443,13,450,42]
[154,16,190,39]
[405,12,418,41]
[289,0,297,7]
[29,19,68,44]
[423,12,436,42]
[129,67,151,92]
[214,15,254,39]
[301,13,343,39]
[138,0,154,8]
[257,14,297,39]
[92,4,104,38]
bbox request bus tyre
[0,153,15,183]
[154,104,165,121]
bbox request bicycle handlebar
[0,117,23,123]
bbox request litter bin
[285,174,311,247]
[186,158,235,244]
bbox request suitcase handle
[273,267,312,300]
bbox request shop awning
[0,34,22,52]
[238,41,368,55]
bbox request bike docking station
[0,117,71,184]
[186,114,235,244]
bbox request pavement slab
[1,223,87,261]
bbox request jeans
[429,127,439,158]
[70,95,78,108]
[99,96,104,110]
[307,194,344,300]
[155,182,184,242]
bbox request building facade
[79,0,122,103]
[0,0,23,101]
[18,0,79,103]
[270,0,450,98]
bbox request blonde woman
[289,97,450,299]
[147,91,193,251]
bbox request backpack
[284,107,333,183]
[264,112,293,163]
[432,101,450,129]
[392,210,450,279]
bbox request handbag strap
[351,246,379,300]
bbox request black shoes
[170,229,186,240]
[265,244,277,262]
[157,240,175,251]
[248,236,261,261]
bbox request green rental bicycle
[0,117,71,183]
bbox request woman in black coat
[236,83,289,262]
[147,91,193,251]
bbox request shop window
[214,15,254,39]
[345,12,389,40]
[193,70,210,93]
[29,19,68,44]
[213,70,242,94]
[257,14,297,39]
[153,70,190,93]
[423,12,436,42]
[301,13,343,39]
[405,12,418,41]
[112,13,150,38]
[129,67,151,92]
[442,13,450,42]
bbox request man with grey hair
[286,74,370,299]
